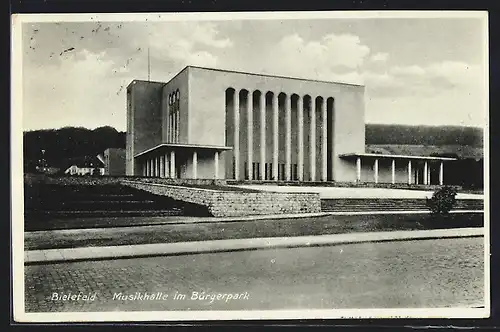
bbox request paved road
[25,237,484,312]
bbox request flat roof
[134,143,233,158]
[128,65,364,89]
[339,153,457,161]
[186,65,364,87]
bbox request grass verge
[25,212,483,251]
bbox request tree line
[23,124,483,172]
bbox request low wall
[122,180,321,217]
[24,174,227,186]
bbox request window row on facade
[166,89,180,143]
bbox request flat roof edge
[134,143,233,158]
[339,153,457,161]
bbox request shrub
[426,186,458,215]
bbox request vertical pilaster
[233,91,240,180]
[247,91,253,180]
[285,94,291,181]
[297,96,304,181]
[259,93,266,180]
[272,93,279,181]
[321,98,327,181]
[310,98,316,181]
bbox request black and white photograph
[12,11,489,321]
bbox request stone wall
[25,174,227,186]
[122,180,321,217]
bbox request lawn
[25,212,484,251]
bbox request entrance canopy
[134,143,232,159]
[135,143,232,180]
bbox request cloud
[256,33,370,82]
[22,21,235,130]
[370,52,389,62]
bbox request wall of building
[187,67,365,182]
[122,180,321,217]
[161,68,190,143]
[126,81,164,175]
[104,148,126,176]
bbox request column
[374,159,379,184]
[439,162,444,185]
[391,159,396,184]
[170,151,176,178]
[192,151,198,179]
[214,151,219,179]
[310,98,316,181]
[259,93,266,180]
[321,98,327,181]
[154,157,158,177]
[428,166,432,185]
[159,155,164,178]
[407,160,412,184]
[423,161,428,185]
[164,153,169,178]
[247,91,253,180]
[142,162,146,176]
[356,157,361,182]
[233,91,240,180]
[285,94,291,181]
[272,93,279,180]
[297,96,304,181]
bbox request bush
[426,186,458,215]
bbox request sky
[20,13,488,131]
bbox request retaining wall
[122,180,321,217]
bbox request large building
[126,66,455,185]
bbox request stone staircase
[320,198,484,212]
[24,183,207,220]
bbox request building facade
[104,148,126,176]
[126,66,454,185]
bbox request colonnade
[141,150,220,179]
[227,88,334,182]
[355,157,445,185]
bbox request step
[25,210,185,218]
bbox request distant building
[103,148,126,176]
[64,165,104,176]
[64,155,105,176]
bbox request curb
[24,227,484,265]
